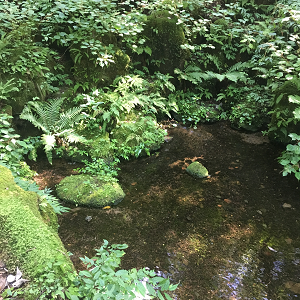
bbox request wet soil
[30,121,300,300]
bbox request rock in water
[186,162,208,179]
[56,174,125,208]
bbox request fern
[14,177,70,214]
[20,98,86,164]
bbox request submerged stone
[186,162,208,179]
[56,174,125,208]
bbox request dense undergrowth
[1,0,300,298]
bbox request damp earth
[29,121,300,300]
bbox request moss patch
[56,174,125,208]
[142,10,189,74]
[186,162,209,179]
[0,166,73,279]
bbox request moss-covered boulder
[186,162,209,179]
[268,79,300,144]
[142,10,189,74]
[0,166,73,279]
[56,174,125,208]
[70,42,130,89]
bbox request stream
[30,121,300,300]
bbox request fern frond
[227,61,251,73]
[45,98,64,128]
[41,134,56,164]
[20,104,49,133]
[57,106,83,130]
[66,132,87,144]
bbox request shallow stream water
[30,121,300,299]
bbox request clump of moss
[56,174,125,208]
[0,165,73,279]
[186,162,209,179]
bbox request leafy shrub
[76,158,120,183]
[0,113,35,177]
[111,116,167,159]
[170,91,223,126]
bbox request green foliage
[76,158,120,183]
[218,83,272,130]
[80,74,174,134]
[111,116,167,159]
[278,94,300,180]
[14,177,70,215]
[20,98,86,164]
[170,91,223,126]
[28,240,177,300]
[0,113,35,177]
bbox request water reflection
[215,247,300,299]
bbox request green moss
[142,10,189,74]
[39,197,59,232]
[186,162,209,179]
[56,174,125,208]
[0,166,73,279]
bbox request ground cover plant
[1,0,300,298]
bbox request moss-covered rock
[186,162,209,179]
[0,166,73,279]
[268,79,300,144]
[71,43,130,89]
[142,10,189,74]
[56,174,125,208]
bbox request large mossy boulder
[56,174,125,208]
[268,79,300,144]
[0,165,73,279]
[186,162,209,179]
[142,10,189,74]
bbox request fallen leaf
[102,206,111,210]
[228,167,234,170]
[224,199,232,204]
[283,203,292,208]
[131,182,137,186]
[217,205,222,207]
[285,238,292,244]
[215,171,221,175]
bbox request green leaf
[116,270,129,277]
[136,281,146,297]
[79,270,92,277]
[293,108,300,120]
[165,293,173,300]
[289,95,300,104]
[157,290,165,300]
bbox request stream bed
[30,121,300,299]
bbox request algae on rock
[0,165,73,280]
[56,174,125,208]
[186,161,209,179]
